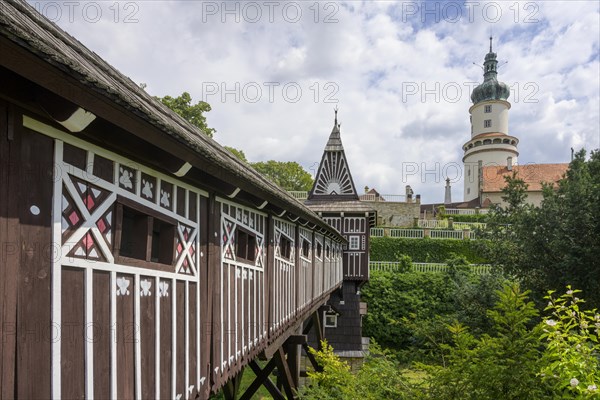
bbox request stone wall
[364,201,421,227]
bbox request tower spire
[334,106,338,126]
[471,37,509,104]
[308,112,358,199]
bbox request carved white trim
[158,281,169,297]
[140,279,152,296]
[116,277,130,296]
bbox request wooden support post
[287,346,299,389]
[267,215,275,338]
[312,311,324,350]
[0,100,20,400]
[285,334,305,389]
[202,195,216,399]
[222,370,243,400]
[208,195,222,393]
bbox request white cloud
[37,0,600,203]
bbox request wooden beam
[301,343,322,373]
[312,311,324,349]
[286,335,307,345]
[273,347,296,400]
[299,313,323,373]
[239,359,284,400]
[302,318,313,335]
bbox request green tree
[158,92,216,137]
[482,149,600,308]
[157,92,315,193]
[423,284,544,400]
[224,146,247,162]
[251,160,314,191]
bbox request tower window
[467,188,470,194]
[484,119,492,128]
[484,105,492,113]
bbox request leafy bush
[362,260,505,363]
[394,253,413,272]
[539,287,600,397]
[299,341,354,400]
[361,270,455,356]
[301,287,600,400]
[298,342,422,400]
[370,237,489,263]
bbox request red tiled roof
[482,163,569,192]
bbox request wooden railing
[370,261,492,275]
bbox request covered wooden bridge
[0,1,346,398]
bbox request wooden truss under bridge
[222,308,330,400]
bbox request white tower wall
[463,149,518,201]
[469,100,510,137]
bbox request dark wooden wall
[0,107,344,399]
[0,115,55,398]
[0,100,20,400]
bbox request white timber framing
[25,117,206,400]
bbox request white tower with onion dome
[463,38,519,202]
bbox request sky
[30,0,600,203]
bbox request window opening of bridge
[236,228,257,262]
[118,203,175,265]
[279,234,292,259]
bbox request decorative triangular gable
[308,113,359,200]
